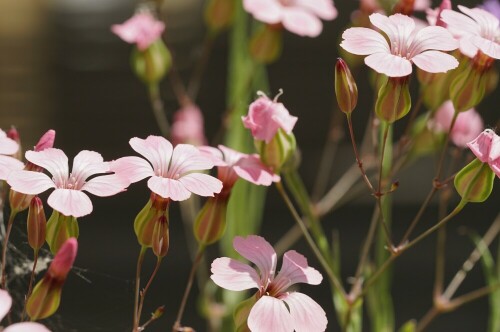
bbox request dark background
[1,0,499,331]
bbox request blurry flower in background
[0,129,24,180]
[480,0,500,20]
[243,0,337,37]
[111,12,165,51]
[171,104,207,147]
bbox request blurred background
[1,0,499,331]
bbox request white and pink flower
[441,5,500,59]
[111,136,222,201]
[243,0,337,37]
[0,129,24,180]
[111,12,165,50]
[0,289,50,331]
[171,104,207,147]
[7,149,128,218]
[211,235,327,332]
[340,13,459,77]
[467,129,500,177]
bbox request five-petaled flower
[111,12,165,50]
[0,129,24,180]
[340,13,459,77]
[7,149,128,218]
[467,129,500,177]
[243,0,337,37]
[110,136,223,201]
[211,235,327,331]
[0,289,50,331]
[441,5,500,60]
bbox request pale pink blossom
[7,149,128,218]
[340,13,459,77]
[199,145,280,188]
[431,101,484,148]
[242,93,298,143]
[171,104,207,146]
[467,129,500,177]
[0,289,50,332]
[0,129,24,180]
[110,136,222,201]
[243,0,337,37]
[211,235,327,332]
[111,13,165,51]
[441,5,500,59]
[426,0,451,27]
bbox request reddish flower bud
[6,127,22,160]
[27,197,46,251]
[249,24,283,64]
[335,58,358,115]
[152,215,169,258]
[34,129,56,152]
[204,0,235,32]
[194,193,229,246]
[46,211,79,254]
[375,76,411,123]
[134,193,169,247]
[26,238,77,320]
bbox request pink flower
[441,6,500,59]
[426,0,451,27]
[0,129,24,180]
[111,13,165,51]
[243,0,337,37]
[242,93,298,143]
[199,145,280,188]
[211,235,327,332]
[340,13,459,77]
[431,101,484,148]
[7,149,128,218]
[110,136,222,201]
[171,104,207,146]
[0,289,50,332]
[467,129,500,177]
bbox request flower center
[64,174,81,190]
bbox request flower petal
[293,0,337,20]
[47,189,93,217]
[471,35,500,59]
[109,156,154,184]
[233,235,277,282]
[466,129,495,163]
[411,51,458,73]
[210,257,261,291]
[81,174,129,197]
[168,144,215,176]
[0,156,24,181]
[147,176,191,200]
[340,27,390,55]
[364,53,412,77]
[243,0,282,24]
[233,155,280,186]
[178,173,223,197]
[7,170,55,195]
[0,131,19,155]
[440,9,480,37]
[410,26,458,55]
[129,136,173,174]
[281,7,323,37]
[198,146,227,167]
[248,296,294,332]
[0,289,12,321]
[4,322,51,332]
[25,148,69,181]
[281,292,328,332]
[72,150,109,183]
[272,250,322,293]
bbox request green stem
[1,211,17,290]
[137,257,163,327]
[148,83,170,137]
[133,246,147,332]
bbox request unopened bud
[7,127,22,160]
[256,129,296,173]
[204,0,235,32]
[435,0,451,27]
[375,76,411,123]
[46,211,79,254]
[454,159,495,203]
[152,215,169,258]
[249,24,283,64]
[35,129,56,152]
[392,0,415,15]
[152,305,165,319]
[27,197,46,251]
[131,39,172,84]
[194,194,229,246]
[26,238,77,320]
[335,58,358,115]
[450,59,488,113]
[134,193,169,247]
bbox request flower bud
[46,211,79,254]
[27,197,46,251]
[392,0,415,15]
[449,62,488,113]
[152,215,169,258]
[131,39,172,84]
[454,159,495,203]
[26,238,77,320]
[194,193,229,246]
[134,193,169,247]
[35,129,56,152]
[204,0,235,32]
[256,129,296,173]
[335,58,358,115]
[6,127,22,160]
[249,24,283,64]
[375,76,411,123]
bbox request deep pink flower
[340,13,459,77]
[431,101,484,148]
[110,136,222,201]
[467,129,500,177]
[0,129,24,180]
[243,0,337,37]
[7,149,128,218]
[199,145,280,188]
[441,6,500,59]
[242,93,298,143]
[0,290,50,332]
[111,12,165,51]
[211,235,327,332]
[171,104,207,146]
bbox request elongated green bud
[194,192,230,246]
[46,211,79,254]
[449,65,487,113]
[375,76,411,123]
[27,196,46,251]
[134,193,169,247]
[335,58,358,115]
[454,159,495,203]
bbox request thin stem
[447,284,500,310]
[137,257,163,326]
[187,32,216,100]
[172,247,205,332]
[435,111,459,181]
[434,226,447,299]
[416,307,440,332]
[133,246,147,332]
[22,249,39,320]
[377,123,390,194]
[1,211,17,290]
[275,182,346,297]
[148,84,170,138]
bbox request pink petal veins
[248,296,294,332]
[340,27,390,55]
[472,35,500,59]
[7,170,56,195]
[178,173,223,197]
[71,150,109,183]
[364,52,413,77]
[81,174,129,197]
[109,156,154,184]
[281,292,328,332]
[0,130,19,155]
[273,250,323,291]
[0,156,24,181]
[411,51,458,73]
[233,235,277,283]
[129,136,173,174]
[47,188,93,218]
[210,257,261,291]
[233,156,280,186]
[25,148,69,182]
[147,176,191,201]
[169,144,215,176]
